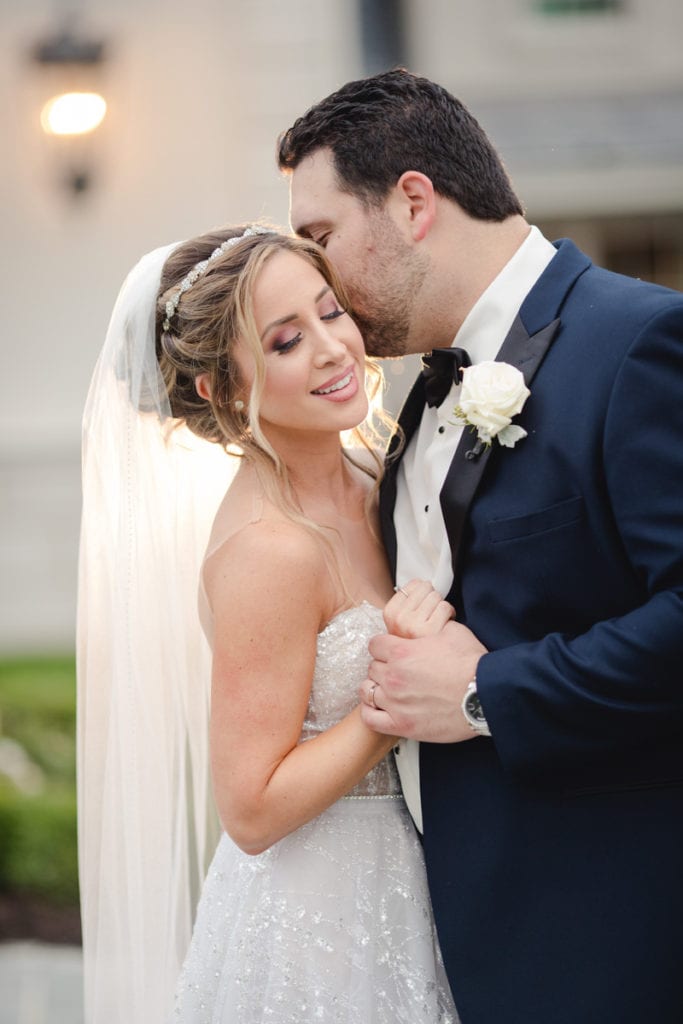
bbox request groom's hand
[360,621,488,743]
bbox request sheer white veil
[77,243,236,1022]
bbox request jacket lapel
[379,374,427,576]
[440,313,561,585]
[380,238,592,584]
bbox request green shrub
[0,656,78,907]
[0,788,78,904]
[0,656,76,784]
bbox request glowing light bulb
[41,92,107,136]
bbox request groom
[279,69,683,1023]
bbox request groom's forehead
[289,151,343,228]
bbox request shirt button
[424,505,429,513]
[393,746,401,755]
[438,425,445,434]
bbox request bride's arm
[206,520,395,856]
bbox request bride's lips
[311,366,359,402]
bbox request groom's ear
[393,171,436,243]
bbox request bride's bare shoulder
[209,465,299,543]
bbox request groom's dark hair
[278,68,523,222]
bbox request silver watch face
[465,690,486,724]
[462,685,491,736]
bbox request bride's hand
[383,579,455,639]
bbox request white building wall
[1,0,682,651]
[406,0,683,219]
[408,0,683,99]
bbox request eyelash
[322,307,346,322]
[273,334,302,354]
[273,307,346,354]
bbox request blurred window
[539,214,683,293]
[535,0,623,13]
[605,237,681,291]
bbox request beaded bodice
[300,602,401,798]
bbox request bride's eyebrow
[260,286,332,340]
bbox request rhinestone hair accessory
[162,226,273,332]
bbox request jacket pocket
[488,495,585,543]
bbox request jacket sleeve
[477,301,683,784]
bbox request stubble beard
[351,305,411,359]
[349,218,429,359]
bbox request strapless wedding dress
[171,602,457,1023]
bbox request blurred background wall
[2,0,682,653]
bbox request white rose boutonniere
[453,360,530,449]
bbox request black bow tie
[421,347,471,408]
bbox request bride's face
[235,250,368,438]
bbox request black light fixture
[31,20,108,196]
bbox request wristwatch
[461,679,491,737]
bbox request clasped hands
[360,580,488,744]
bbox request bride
[78,225,458,1022]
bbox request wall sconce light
[32,23,108,196]
[41,92,107,137]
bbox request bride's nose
[313,328,348,366]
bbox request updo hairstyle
[156,226,388,494]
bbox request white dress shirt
[393,226,557,831]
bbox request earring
[234,400,244,412]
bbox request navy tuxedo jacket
[380,240,683,1024]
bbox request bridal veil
[77,243,235,1022]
